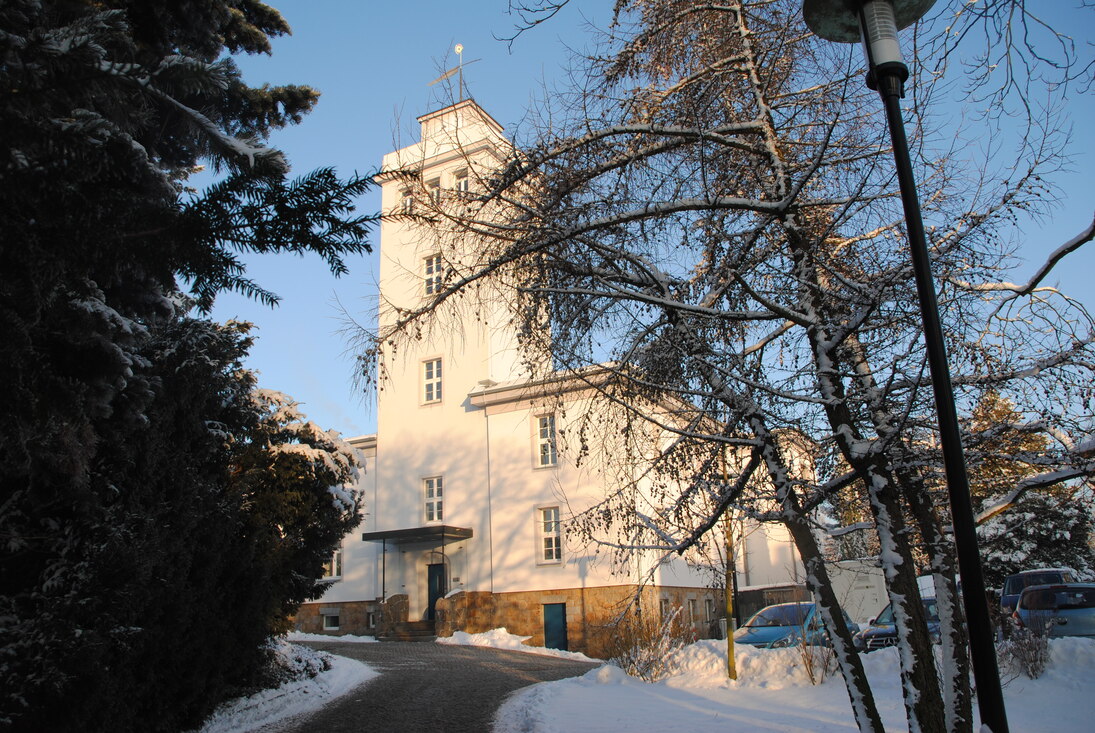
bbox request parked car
[1012,583,1095,638]
[999,569,1077,616]
[854,597,941,652]
[733,602,859,649]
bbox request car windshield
[1004,571,1072,595]
[744,604,812,628]
[875,598,939,625]
[1021,587,1095,611]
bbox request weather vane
[428,43,480,102]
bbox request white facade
[302,100,809,647]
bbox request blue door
[427,563,446,621]
[543,603,568,650]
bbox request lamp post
[801,1,1009,731]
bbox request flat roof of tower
[417,98,504,134]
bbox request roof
[360,525,473,545]
[416,98,504,134]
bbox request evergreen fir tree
[966,392,1095,587]
[0,2,371,729]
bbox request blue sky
[209,2,1094,438]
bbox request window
[454,170,469,194]
[322,613,340,631]
[400,189,414,214]
[687,598,697,624]
[321,547,343,579]
[424,254,443,296]
[536,414,558,467]
[426,178,441,205]
[424,476,443,522]
[423,358,442,403]
[705,598,716,622]
[539,506,561,563]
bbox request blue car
[1012,583,1095,638]
[733,602,858,649]
[854,597,941,652]
[999,568,1076,616]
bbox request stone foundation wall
[293,600,378,636]
[378,593,409,636]
[435,584,721,659]
[298,585,722,650]
[295,594,412,637]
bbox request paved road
[277,641,600,732]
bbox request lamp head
[802,0,936,43]
[803,0,935,93]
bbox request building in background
[294,99,827,657]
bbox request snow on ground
[285,631,378,643]
[494,637,1095,732]
[196,638,376,733]
[195,630,1095,732]
[437,627,597,662]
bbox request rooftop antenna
[428,43,480,102]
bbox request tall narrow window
[423,358,442,403]
[322,547,343,579]
[424,476,443,522]
[424,254,443,296]
[539,506,561,563]
[400,189,414,214]
[454,170,469,194]
[536,414,558,467]
[427,178,441,204]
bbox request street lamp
[801,1,1010,732]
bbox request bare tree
[356,1,1095,731]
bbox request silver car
[1012,583,1095,638]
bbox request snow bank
[196,642,376,732]
[494,637,1095,732]
[286,631,377,643]
[437,627,597,662]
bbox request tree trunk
[863,461,947,733]
[903,473,973,732]
[784,506,885,733]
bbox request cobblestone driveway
[275,641,599,732]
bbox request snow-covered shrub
[608,606,695,682]
[795,634,837,686]
[254,638,333,692]
[998,621,1052,680]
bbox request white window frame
[454,169,469,194]
[424,253,443,296]
[535,414,558,467]
[400,189,414,214]
[322,613,340,631]
[424,476,444,523]
[321,547,343,580]
[422,358,442,404]
[537,505,562,564]
[426,178,441,205]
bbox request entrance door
[543,603,568,650]
[427,563,446,621]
